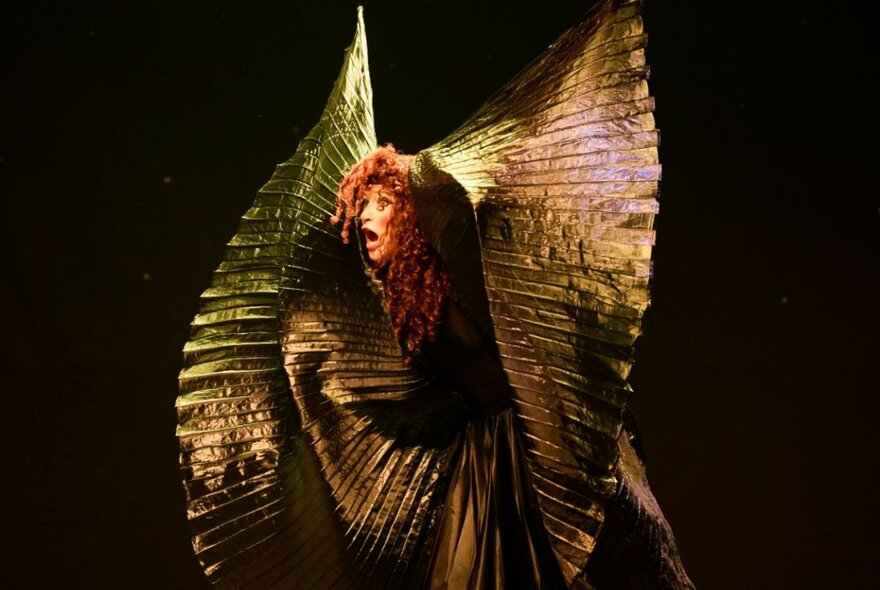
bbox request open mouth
[362,228,378,242]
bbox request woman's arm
[420,300,512,414]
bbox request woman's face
[359,184,395,264]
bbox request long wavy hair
[333,144,452,359]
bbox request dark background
[2,1,876,588]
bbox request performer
[177,1,694,588]
[333,143,567,587]
[331,144,693,589]
[333,145,452,361]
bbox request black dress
[419,301,693,590]
[418,301,568,589]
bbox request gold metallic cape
[177,1,691,588]
[409,0,660,584]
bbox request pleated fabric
[178,10,464,588]
[410,0,661,584]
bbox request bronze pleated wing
[177,10,464,588]
[409,0,659,584]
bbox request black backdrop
[2,1,877,588]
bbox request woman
[333,143,697,589]
[333,145,451,360]
[333,144,568,588]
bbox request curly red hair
[333,144,452,359]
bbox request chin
[367,249,384,265]
[367,242,394,267]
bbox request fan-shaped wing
[177,10,463,588]
[410,0,659,582]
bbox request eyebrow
[371,189,394,200]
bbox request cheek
[377,210,394,233]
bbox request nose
[360,200,374,223]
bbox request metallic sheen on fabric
[177,2,691,588]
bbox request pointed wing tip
[354,6,368,52]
